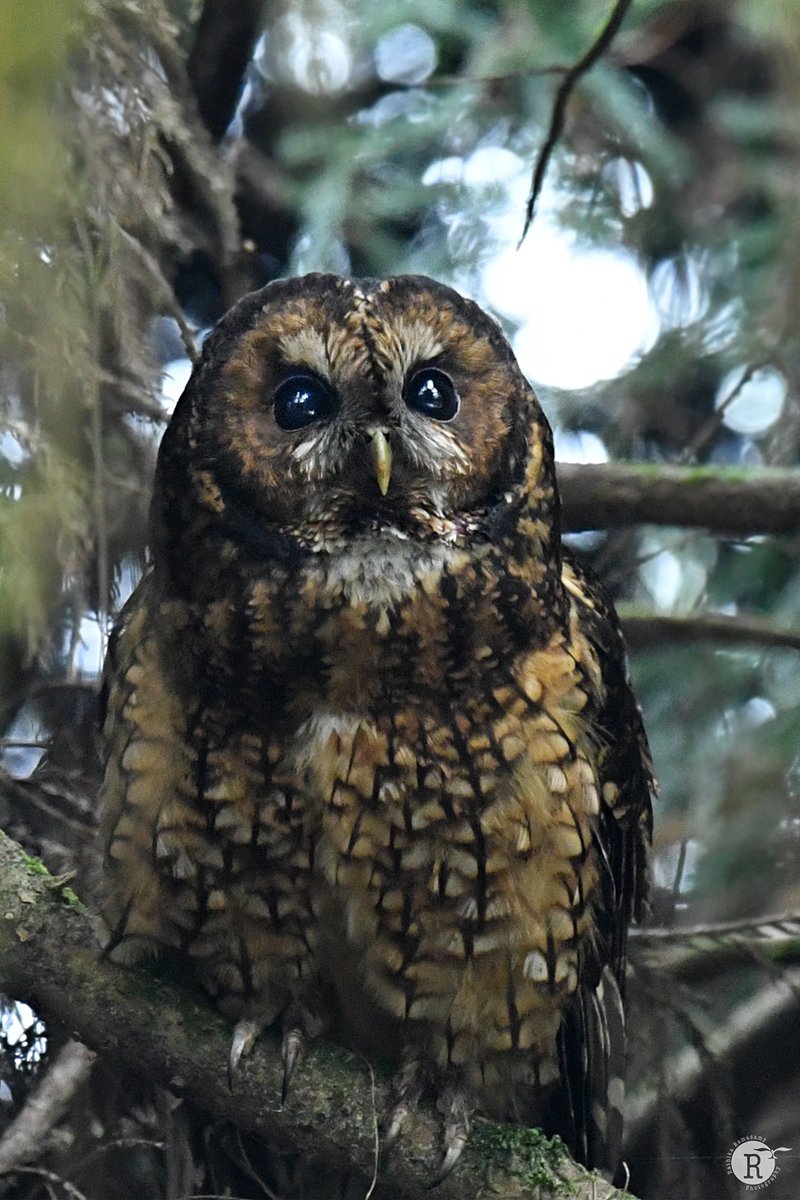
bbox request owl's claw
[281,1026,305,1104]
[228,1018,261,1090]
[429,1141,466,1188]
[429,1086,471,1185]
[383,1106,409,1149]
[382,1053,428,1150]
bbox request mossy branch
[558,462,800,534]
[0,829,634,1200]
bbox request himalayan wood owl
[99,273,654,1179]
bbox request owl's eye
[404,368,460,422]
[273,374,337,430]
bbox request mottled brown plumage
[99,273,653,1176]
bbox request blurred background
[2,1,800,1197]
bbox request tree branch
[520,0,633,243]
[0,1040,96,1190]
[0,830,633,1200]
[558,462,800,534]
[618,610,800,654]
[187,0,264,143]
[626,965,800,1167]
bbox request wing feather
[556,551,655,1175]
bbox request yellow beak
[371,429,392,496]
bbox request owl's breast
[295,627,603,1084]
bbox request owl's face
[157,274,554,563]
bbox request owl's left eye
[273,374,337,430]
[404,367,460,422]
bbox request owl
[99,273,654,1179]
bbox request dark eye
[404,367,460,422]
[273,374,337,431]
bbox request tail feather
[556,966,626,1178]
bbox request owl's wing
[98,570,196,956]
[563,553,654,976]
[555,552,655,1175]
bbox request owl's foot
[431,1084,471,1183]
[226,1001,319,1101]
[228,1017,263,1088]
[382,1058,471,1182]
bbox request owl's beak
[371,428,392,496]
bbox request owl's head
[154,274,558,575]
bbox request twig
[112,222,199,363]
[362,1058,380,1200]
[427,63,569,88]
[632,912,800,944]
[0,741,50,751]
[69,1137,165,1175]
[234,1127,284,1200]
[0,1041,96,1186]
[677,360,771,464]
[520,0,633,243]
[91,371,109,668]
[0,1166,86,1200]
[631,912,800,984]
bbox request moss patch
[20,852,84,911]
[470,1121,575,1194]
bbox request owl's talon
[383,1104,410,1149]
[228,1018,261,1089]
[281,1027,305,1104]
[382,1053,428,1152]
[428,1086,470,1184]
[429,1140,466,1188]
